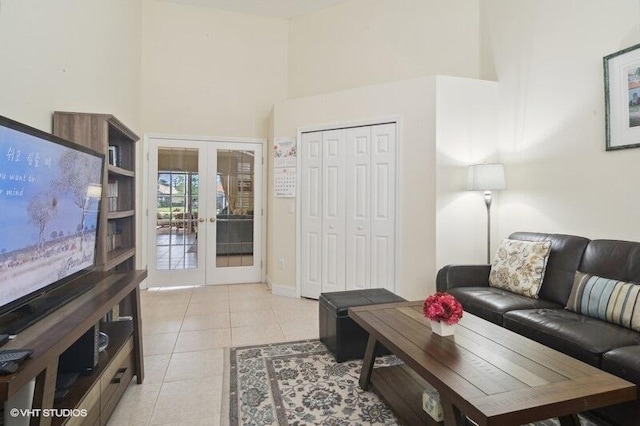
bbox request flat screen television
[0,115,104,334]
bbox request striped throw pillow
[566,271,640,331]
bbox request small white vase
[430,320,455,336]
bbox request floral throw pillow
[488,239,552,298]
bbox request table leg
[558,414,579,426]
[441,395,465,426]
[359,335,378,390]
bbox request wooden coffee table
[349,301,637,426]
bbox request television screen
[0,116,103,316]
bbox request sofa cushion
[579,239,640,284]
[448,287,562,325]
[509,232,590,305]
[602,346,640,386]
[566,271,640,332]
[503,308,640,366]
[489,239,551,298]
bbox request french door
[147,137,263,287]
[300,123,397,299]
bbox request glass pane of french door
[155,147,199,270]
[148,139,207,288]
[215,149,255,268]
[206,143,262,285]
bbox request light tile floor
[107,283,319,425]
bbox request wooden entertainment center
[0,112,146,425]
[0,271,146,426]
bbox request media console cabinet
[0,270,146,426]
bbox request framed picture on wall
[604,43,640,150]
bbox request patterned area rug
[223,340,610,426]
[224,339,402,425]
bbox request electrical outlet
[278,258,285,269]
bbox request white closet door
[346,127,371,290]
[370,123,396,291]
[299,123,396,299]
[300,132,323,298]
[321,129,346,294]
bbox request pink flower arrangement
[423,292,463,325]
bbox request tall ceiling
[159,0,352,18]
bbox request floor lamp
[467,163,506,264]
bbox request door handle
[210,217,216,223]
[199,218,205,223]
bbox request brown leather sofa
[437,232,640,424]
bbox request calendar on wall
[274,137,296,198]
[274,168,296,197]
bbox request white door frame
[142,133,267,288]
[295,116,403,297]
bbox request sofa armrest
[436,265,491,292]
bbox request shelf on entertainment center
[107,164,135,177]
[105,248,136,271]
[107,210,135,220]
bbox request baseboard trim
[267,279,297,298]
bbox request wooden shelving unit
[53,111,139,273]
[31,112,145,425]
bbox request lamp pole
[467,163,506,265]
[484,190,493,264]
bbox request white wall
[272,76,438,300]
[482,0,640,243]
[435,77,499,268]
[269,0,486,298]
[288,0,481,98]
[140,0,289,138]
[139,1,288,277]
[0,0,141,133]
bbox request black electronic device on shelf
[58,325,100,376]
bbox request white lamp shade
[467,163,506,191]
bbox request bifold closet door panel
[370,123,396,291]
[346,126,372,291]
[300,123,396,299]
[300,131,323,298]
[321,129,347,293]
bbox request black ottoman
[319,289,406,362]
